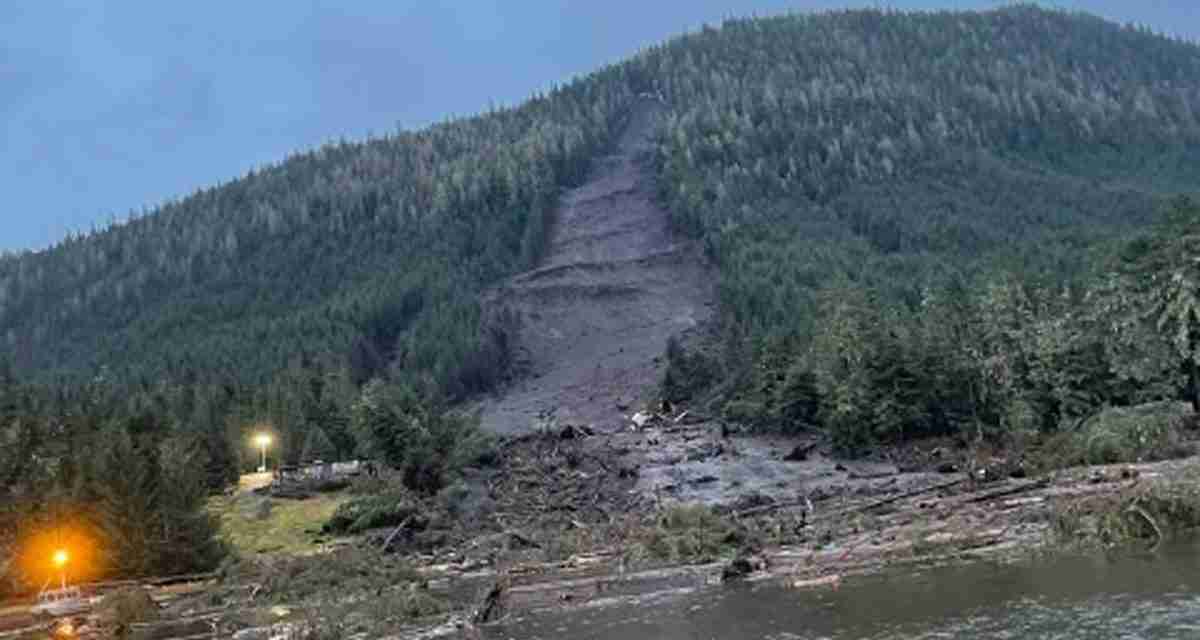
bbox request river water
[493,540,1200,639]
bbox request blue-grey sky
[2,1,1197,252]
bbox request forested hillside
[649,8,1200,324]
[0,76,634,396]
[636,7,1200,446]
[5,6,1200,391]
[5,6,1200,490]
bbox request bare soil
[476,98,715,435]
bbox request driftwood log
[472,575,510,624]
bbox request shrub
[1038,402,1194,470]
[347,472,394,496]
[322,493,417,535]
[662,336,719,404]
[636,504,740,563]
[1052,471,1200,548]
[97,588,159,638]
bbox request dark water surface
[493,540,1200,639]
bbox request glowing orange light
[19,525,97,589]
[254,434,272,448]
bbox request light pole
[52,549,68,590]
[255,434,272,473]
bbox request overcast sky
[2,1,1197,252]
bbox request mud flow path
[477,100,714,434]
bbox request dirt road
[477,98,715,434]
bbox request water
[492,540,1200,639]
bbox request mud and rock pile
[477,98,715,435]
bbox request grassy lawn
[210,491,351,557]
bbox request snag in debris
[506,530,541,549]
[1126,503,1163,548]
[473,575,511,624]
[790,574,841,590]
[380,516,415,552]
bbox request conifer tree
[1105,197,1200,412]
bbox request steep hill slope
[477,99,714,433]
[0,80,636,396]
[4,6,1200,442]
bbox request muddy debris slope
[477,98,715,435]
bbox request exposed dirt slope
[477,99,714,434]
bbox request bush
[1038,402,1194,470]
[348,472,394,496]
[662,336,719,404]
[97,588,159,638]
[1052,471,1200,547]
[322,493,418,535]
[722,398,768,427]
[636,505,740,563]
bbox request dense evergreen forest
[0,81,633,396]
[6,5,1200,588]
[641,8,1200,446]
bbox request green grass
[210,493,351,557]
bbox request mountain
[1,74,634,397]
[4,5,1200,414]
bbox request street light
[255,434,272,472]
[52,549,69,589]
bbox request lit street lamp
[255,434,272,473]
[52,549,69,589]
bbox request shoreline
[7,424,1197,639]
